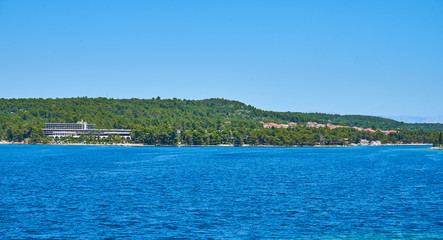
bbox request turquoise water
[0,145,442,239]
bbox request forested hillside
[0,97,441,145]
[0,97,320,130]
[304,113,443,131]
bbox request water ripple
[0,145,441,239]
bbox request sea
[0,144,441,239]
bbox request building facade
[43,121,131,139]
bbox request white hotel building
[43,121,131,139]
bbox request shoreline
[0,141,433,148]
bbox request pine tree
[439,132,443,147]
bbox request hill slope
[0,97,442,131]
[303,113,443,131]
[0,97,440,145]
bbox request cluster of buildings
[261,122,297,129]
[43,121,131,139]
[359,139,382,146]
[351,126,397,134]
[306,122,349,129]
[261,121,397,134]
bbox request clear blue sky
[1,1,442,122]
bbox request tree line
[0,97,441,145]
[131,125,440,146]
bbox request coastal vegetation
[434,132,443,148]
[303,113,443,131]
[0,97,441,146]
